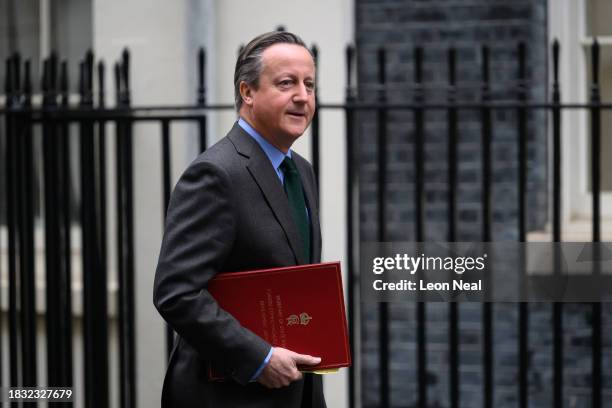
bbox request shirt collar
[238,117,291,172]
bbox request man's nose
[293,83,309,102]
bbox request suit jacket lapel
[228,123,306,265]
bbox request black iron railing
[0,38,609,408]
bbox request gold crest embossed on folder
[286,312,313,326]
[286,314,299,326]
[299,312,312,326]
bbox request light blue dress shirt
[238,117,292,184]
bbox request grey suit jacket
[153,122,325,408]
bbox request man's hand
[256,347,321,389]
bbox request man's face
[240,43,316,152]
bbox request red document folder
[207,262,351,378]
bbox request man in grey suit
[154,31,326,407]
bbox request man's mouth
[287,112,306,118]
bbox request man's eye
[305,82,315,90]
[279,80,292,87]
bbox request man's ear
[239,81,253,106]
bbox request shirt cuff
[250,347,274,382]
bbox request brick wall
[355,1,612,407]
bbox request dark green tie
[280,157,311,263]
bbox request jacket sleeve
[153,159,270,385]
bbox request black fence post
[161,115,173,360]
[447,47,459,408]
[344,44,357,408]
[113,60,126,407]
[589,38,602,408]
[117,48,137,408]
[98,61,109,302]
[197,47,207,153]
[480,44,493,408]
[97,56,111,408]
[19,57,38,399]
[0,58,6,391]
[375,46,390,408]
[413,45,427,408]
[81,50,109,408]
[311,45,320,186]
[517,41,529,408]
[5,55,21,394]
[549,39,564,408]
[42,53,62,389]
[58,59,74,391]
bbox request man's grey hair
[234,31,313,111]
